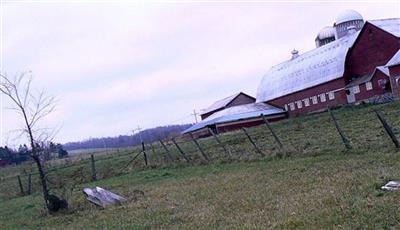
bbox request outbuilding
[183,95,286,137]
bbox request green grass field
[1,101,400,229]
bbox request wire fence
[1,102,400,201]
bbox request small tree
[0,73,59,212]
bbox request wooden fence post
[375,110,400,149]
[329,108,352,150]
[90,154,97,181]
[142,142,148,166]
[242,128,264,157]
[27,174,32,195]
[208,128,230,158]
[17,175,25,196]
[189,133,209,161]
[159,140,174,163]
[172,138,190,163]
[261,114,283,149]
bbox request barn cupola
[334,9,364,39]
[315,26,336,47]
[291,49,299,60]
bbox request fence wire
[1,102,400,201]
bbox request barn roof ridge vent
[291,49,299,59]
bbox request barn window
[378,79,388,88]
[284,104,288,111]
[328,92,335,100]
[303,98,310,107]
[296,100,303,109]
[311,96,318,104]
[289,103,295,111]
[366,82,373,91]
[319,93,326,102]
[353,85,360,94]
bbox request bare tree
[0,72,58,212]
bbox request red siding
[268,78,347,116]
[189,114,286,138]
[227,94,255,107]
[354,71,390,101]
[216,116,286,133]
[344,22,400,81]
[389,65,400,76]
[200,108,223,120]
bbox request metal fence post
[242,128,264,157]
[159,139,174,163]
[172,138,190,163]
[142,142,148,166]
[329,108,352,150]
[261,114,283,149]
[375,110,400,149]
[208,128,230,158]
[190,133,209,161]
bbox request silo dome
[335,9,363,25]
[317,26,336,40]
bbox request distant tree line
[63,124,192,151]
[0,142,68,167]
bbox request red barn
[256,10,400,116]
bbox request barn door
[346,87,356,103]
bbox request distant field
[1,101,400,228]
[68,147,128,156]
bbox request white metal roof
[200,93,240,115]
[376,66,390,76]
[256,18,400,103]
[182,103,285,133]
[256,33,358,102]
[336,9,363,25]
[386,49,400,67]
[369,18,400,37]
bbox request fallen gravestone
[83,187,127,208]
[381,181,400,191]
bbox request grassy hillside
[1,101,400,229]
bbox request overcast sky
[1,0,399,146]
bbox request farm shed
[182,102,286,138]
[256,10,400,116]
